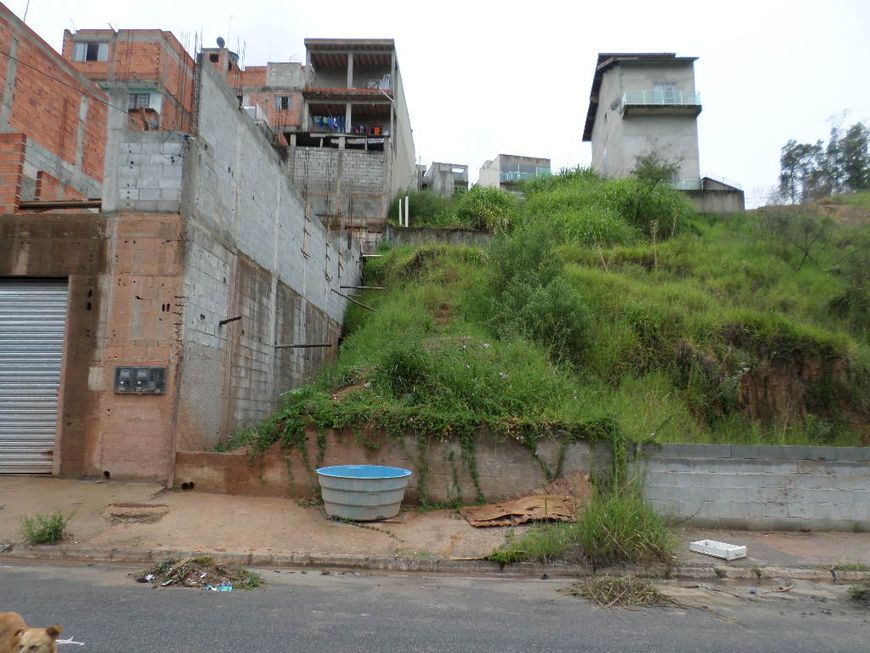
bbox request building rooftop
[582,52,698,141]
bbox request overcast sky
[8,0,870,206]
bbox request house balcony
[499,168,550,183]
[620,89,702,116]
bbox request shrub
[21,511,69,545]
[492,275,592,364]
[447,186,520,232]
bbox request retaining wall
[175,429,612,504]
[384,224,492,249]
[635,443,870,532]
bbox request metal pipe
[330,288,375,312]
[17,199,102,211]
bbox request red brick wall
[0,133,25,212]
[62,29,195,133]
[35,170,85,201]
[0,7,107,205]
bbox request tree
[778,120,870,203]
[838,122,870,192]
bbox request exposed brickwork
[0,7,107,204]
[62,29,195,133]
[0,132,24,211]
[35,170,85,201]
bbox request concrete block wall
[635,444,870,531]
[171,62,361,450]
[685,189,745,214]
[292,146,388,245]
[111,132,185,212]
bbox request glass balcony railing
[669,179,702,191]
[499,168,551,183]
[622,90,701,107]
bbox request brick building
[0,6,106,211]
[61,28,195,134]
[1,9,361,481]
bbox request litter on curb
[689,539,747,560]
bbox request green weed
[21,511,69,545]
[488,483,674,568]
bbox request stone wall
[634,443,870,532]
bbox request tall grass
[488,483,674,568]
[227,171,869,458]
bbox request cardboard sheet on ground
[460,495,577,527]
[460,472,591,528]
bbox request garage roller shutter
[0,279,68,473]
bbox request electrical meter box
[114,366,166,394]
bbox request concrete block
[653,443,733,458]
[730,444,769,459]
[138,188,161,201]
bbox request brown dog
[0,613,62,653]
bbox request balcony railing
[622,89,701,107]
[499,168,551,183]
[669,179,702,191]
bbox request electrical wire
[0,45,196,124]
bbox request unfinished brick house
[0,8,107,210]
[61,28,195,134]
[0,8,361,482]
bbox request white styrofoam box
[689,539,747,560]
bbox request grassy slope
[225,178,869,454]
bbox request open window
[73,42,108,62]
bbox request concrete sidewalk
[1,477,868,579]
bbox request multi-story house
[583,52,702,183]
[478,154,551,189]
[583,52,743,212]
[421,162,468,196]
[202,38,417,250]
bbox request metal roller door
[0,279,68,473]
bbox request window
[73,42,108,62]
[274,96,291,111]
[127,93,151,110]
[654,82,677,103]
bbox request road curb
[2,546,868,583]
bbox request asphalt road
[0,561,867,652]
